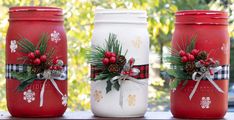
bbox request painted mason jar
[6,7,67,117]
[90,9,149,117]
[170,10,229,118]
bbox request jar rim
[176,10,227,16]
[9,6,62,12]
[95,9,146,14]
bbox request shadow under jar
[171,10,229,119]
[90,9,149,117]
[6,7,67,117]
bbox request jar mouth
[9,6,63,22]
[94,9,147,24]
[95,9,146,14]
[176,10,227,16]
[175,10,228,25]
[9,6,62,12]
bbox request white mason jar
[91,9,149,117]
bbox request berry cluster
[27,50,47,65]
[179,49,219,75]
[101,51,126,73]
[102,51,116,65]
[49,57,64,71]
[179,49,199,63]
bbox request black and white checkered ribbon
[5,64,68,80]
[171,65,229,80]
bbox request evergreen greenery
[12,34,54,91]
[88,33,127,93]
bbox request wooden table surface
[0,111,234,120]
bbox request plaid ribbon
[171,65,229,80]
[91,64,149,79]
[5,64,68,79]
[211,65,229,80]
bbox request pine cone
[117,55,126,66]
[108,64,120,73]
[196,51,208,60]
[184,62,196,75]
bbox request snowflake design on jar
[50,30,61,43]
[23,89,35,103]
[128,94,136,106]
[62,94,68,106]
[10,40,17,53]
[200,96,211,109]
[94,90,103,102]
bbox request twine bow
[37,70,66,107]
[110,58,147,108]
[189,66,224,100]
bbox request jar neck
[175,10,228,25]
[94,9,147,24]
[9,6,63,22]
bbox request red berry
[49,66,53,70]
[111,52,116,57]
[109,57,116,63]
[200,60,205,64]
[53,58,58,65]
[105,51,112,58]
[205,62,210,66]
[33,58,41,65]
[58,66,63,70]
[179,50,186,57]
[211,60,216,65]
[102,58,109,65]
[209,69,214,75]
[40,55,47,62]
[191,49,199,56]
[34,50,40,56]
[181,56,188,63]
[53,66,58,70]
[129,58,135,65]
[188,54,195,61]
[28,52,35,59]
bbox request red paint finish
[171,10,229,119]
[6,7,67,117]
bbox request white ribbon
[110,74,147,108]
[189,66,224,100]
[38,70,66,107]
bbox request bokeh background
[0,0,234,111]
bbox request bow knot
[190,66,224,100]
[110,58,147,108]
[37,69,66,107]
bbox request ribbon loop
[38,69,66,107]
[189,66,224,100]
[109,58,148,108]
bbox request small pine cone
[196,51,208,60]
[117,55,126,66]
[184,62,196,75]
[108,64,120,73]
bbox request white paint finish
[91,9,149,117]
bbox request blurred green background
[0,0,234,111]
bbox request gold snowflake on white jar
[132,36,142,48]
[128,94,136,106]
[94,90,103,102]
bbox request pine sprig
[11,66,37,91]
[186,35,197,53]
[38,33,49,54]
[165,35,197,89]
[88,33,126,93]
[17,38,35,53]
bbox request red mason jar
[171,10,229,118]
[6,7,67,117]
